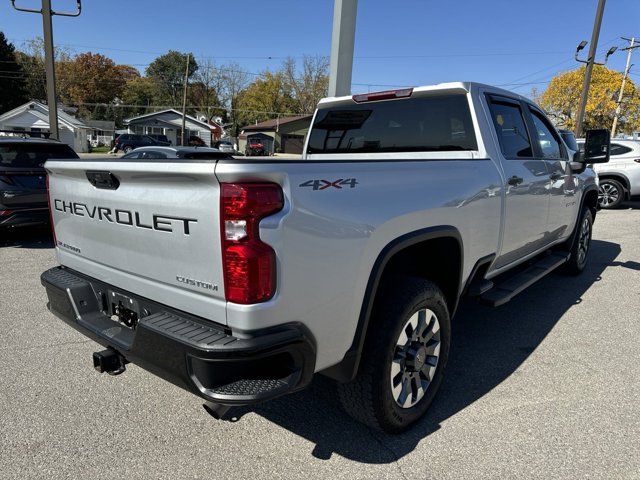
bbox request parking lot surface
[1,203,639,479]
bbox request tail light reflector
[220,183,284,304]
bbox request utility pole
[611,37,638,138]
[328,0,358,97]
[574,0,611,138]
[10,1,81,140]
[181,53,190,146]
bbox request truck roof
[317,81,528,107]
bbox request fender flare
[566,184,599,251]
[322,225,463,382]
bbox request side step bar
[481,252,570,307]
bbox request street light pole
[41,0,58,139]
[574,0,606,138]
[328,0,358,97]
[181,53,190,146]
[611,37,638,138]
[10,1,81,141]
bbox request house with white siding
[0,101,90,152]
[124,110,219,147]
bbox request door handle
[507,175,523,186]
[549,172,562,181]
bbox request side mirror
[583,129,610,164]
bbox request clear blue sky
[1,0,639,96]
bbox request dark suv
[146,134,172,145]
[114,134,169,153]
[0,137,79,229]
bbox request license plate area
[108,290,140,329]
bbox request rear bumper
[41,266,316,406]
[0,207,49,228]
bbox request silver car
[578,139,640,208]
[121,146,224,160]
[213,140,236,154]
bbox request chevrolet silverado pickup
[41,82,610,433]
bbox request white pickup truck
[41,82,610,432]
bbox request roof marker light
[352,88,414,103]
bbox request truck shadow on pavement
[0,227,54,249]
[228,239,622,463]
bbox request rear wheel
[598,179,624,208]
[123,146,133,154]
[564,207,593,275]
[337,277,450,433]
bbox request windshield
[307,94,477,154]
[0,142,79,168]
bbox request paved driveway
[1,203,639,479]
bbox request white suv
[579,139,640,208]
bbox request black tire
[123,146,133,154]
[564,207,593,275]
[598,179,625,209]
[337,277,451,433]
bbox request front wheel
[337,277,450,433]
[564,207,593,275]
[598,179,624,209]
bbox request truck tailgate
[46,159,226,323]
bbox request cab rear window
[307,94,477,154]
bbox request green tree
[236,71,295,126]
[56,52,128,115]
[146,51,198,105]
[540,65,640,134]
[0,32,28,112]
[14,37,72,103]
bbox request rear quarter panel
[216,158,502,370]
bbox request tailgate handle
[86,171,120,190]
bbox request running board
[480,252,570,307]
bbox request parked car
[42,82,609,433]
[577,138,640,208]
[0,136,78,230]
[113,134,168,153]
[121,146,225,160]
[213,140,236,154]
[146,134,172,145]
[245,137,266,156]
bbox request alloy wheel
[598,183,620,207]
[390,308,441,408]
[577,216,591,266]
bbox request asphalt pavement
[1,203,639,479]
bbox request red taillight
[220,183,284,304]
[352,87,413,103]
[0,209,13,216]
[46,173,57,245]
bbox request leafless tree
[282,55,329,114]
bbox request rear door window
[139,151,168,159]
[307,94,477,154]
[610,143,633,156]
[488,100,533,159]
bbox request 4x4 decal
[299,178,358,190]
